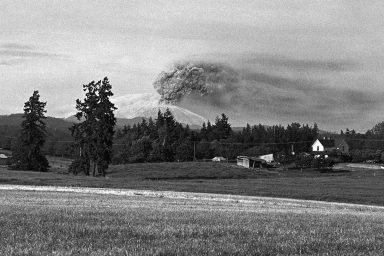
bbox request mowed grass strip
[1,160,384,206]
[0,190,383,255]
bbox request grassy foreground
[1,188,384,255]
[1,158,384,206]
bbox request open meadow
[0,186,384,255]
[1,158,384,206]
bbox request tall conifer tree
[13,91,49,171]
[69,77,117,176]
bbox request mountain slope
[66,115,147,128]
[113,93,207,127]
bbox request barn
[237,156,266,168]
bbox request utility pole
[273,126,275,154]
[193,141,196,161]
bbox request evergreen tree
[93,77,117,175]
[156,109,165,128]
[122,125,129,134]
[213,113,232,140]
[13,91,49,172]
[200,122,208,140]
[148,117,157,140]
[313,122,319,136]
[243,123,252,143]
[69,77,117,176]
[206,121,213,140]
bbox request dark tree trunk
[91,160,97,176]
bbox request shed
[0,154,9,165]
[258,154,274,163]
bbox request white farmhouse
[312,137,349,156]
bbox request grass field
[0,188,383,255]
[1,158,384,206]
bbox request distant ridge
[0,114,73,132]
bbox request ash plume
[153,62,239,106]
[153,58,382,130]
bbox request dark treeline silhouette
[0,124,74,158]
[3,105,384,165]
[0,114,74,158]
[112,110,319,164]
[342,122,384,162]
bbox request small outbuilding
[0,154,9,165]
[258,154,274,163]
[237,156,266,168]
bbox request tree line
[112,112,320,164]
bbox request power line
[191,140,314,146]
[4,133,384,147]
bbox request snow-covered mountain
[112,93,207,127]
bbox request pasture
[0,187,383,255]
[1,159,384,206]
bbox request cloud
[0,49,59,58]
[0,43,61,66]
[0,61,11,66]
[238,70,380,117]
[194,53,359,73]
[241,54,359,72]
[1,43,34,50]
[0,59,24,66]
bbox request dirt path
[334,162,384,170]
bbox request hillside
[66,115,147,128]
[0,114,73,131]
[0,114,74,151]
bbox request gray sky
[1,0,384,131]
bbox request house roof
[314,137,349,149]
[0,154,8,159]
[318,139,335,148]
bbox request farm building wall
[312,139,324,152]
[0,158,8,165]
[237,157,250,168]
